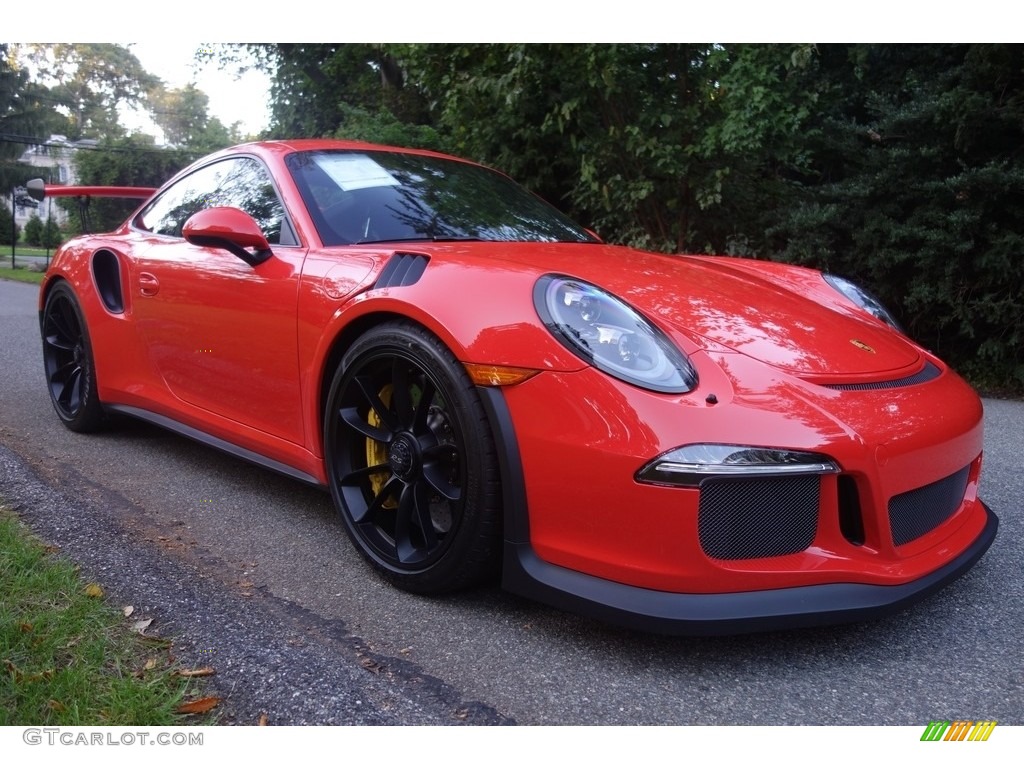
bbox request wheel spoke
[352,375,398,432]
[59,365,83,412]
[44,332,75,352]
[394,483,437,563]
[50,359,75,386]
[47,300,76,344]
[356,474,402,525]
[339,406,392,443]
[422,460,461,501]
[340,462,390,484]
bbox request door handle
[139,272,160,296]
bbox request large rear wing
[26,178,157,202]
[26,178,157,234]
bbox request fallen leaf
[359,657,382,674]
[177,666,215,678]
[84,583,104,598]
[144,658,158,671]
[132,618,153,634]
[19,622,32,633]
[258,713,269,726]
[123,606,134,617]
[47,700,66,713]
[176,696,221,715]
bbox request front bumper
[502,503,998,635]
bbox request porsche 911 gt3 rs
[33,139,998,634]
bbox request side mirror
[183,207,272,267]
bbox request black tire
[41,282,104,433]
[324,321,502,594]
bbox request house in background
[9,135,98,230]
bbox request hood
[475,242,923,379]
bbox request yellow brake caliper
[366,385,397,509]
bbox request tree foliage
[22,213,42,245]
[0,202,18,246]
[148,83,235,150]
[17,44,159,139]
[255,42,1021,390]
[0,45,63,188]
[770,44,1024,388]
[61,136,194,234]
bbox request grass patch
[13,245,53,258]
[0,507,209,725]
[0,264,46,285]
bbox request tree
[61,135,194,234]
[23,213,43,246]
[41,215,62,249]
[223,42,1024,390]
[0,202,18,246]
[148,83,234,150]
[0,44,63,188]
[770,44,1024,389]
[396,44,816,254]
[15,44,159,139]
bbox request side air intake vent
[92,250,124,313]
[375,253,429,289]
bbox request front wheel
[41,282,104,433]
[324,322,503,594]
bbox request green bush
[23,213,43,246]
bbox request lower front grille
[888,466,970,547]
[698,475,820,560]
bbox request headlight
[534,275,697,393]
[824,274,902,331]
[637,444,840,487]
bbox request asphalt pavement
[1,277,1021,725]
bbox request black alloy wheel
[324,322,502,594]
[41,282,104,433]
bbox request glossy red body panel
[39,139,993,617]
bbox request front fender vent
[374,252,429,289]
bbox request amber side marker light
[464,363,540,387]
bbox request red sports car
[33,139,997,634]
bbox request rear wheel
[41,282,104,433]
[324,322,502,593]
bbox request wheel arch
[312,300,480,452]
[312,306,531,552]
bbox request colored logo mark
[920,720,997,742]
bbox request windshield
[286,150,598,246]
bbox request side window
[136,157,293,245]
